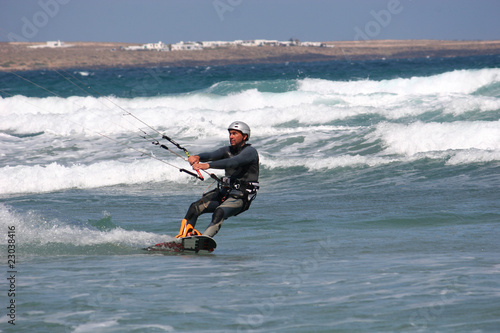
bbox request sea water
[1,56,499,332]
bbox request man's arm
[204,146,258,170]
[190,147,229,170]
[198,147,228,162]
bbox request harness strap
[219,177,259,193]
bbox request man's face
[229,130,246,147]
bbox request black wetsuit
[184,143,259,237]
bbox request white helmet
[228,121,251,140]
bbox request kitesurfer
[175,121,259,238]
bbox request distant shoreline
[1,40,500,72]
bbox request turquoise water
[1,55,500,332]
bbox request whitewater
[2,67,500,195]
[0,56,499,332]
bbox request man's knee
[185,202,198,218]
[211,207,225,225]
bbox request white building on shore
[300,41,326,47]
[201,40,236,48]
[28,40,73,48]
[122,39,328,52]
[123,41,169,51]
[170,41,203,51]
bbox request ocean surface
[1,55,500,332]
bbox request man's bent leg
[202,197,244,237]
[202,207,225,237]
[176,190,220,238]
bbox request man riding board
[176,121,259,238]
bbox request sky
[1,0,499,44]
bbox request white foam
[260,154,398,171]
[1,68,499,194]
[2,68,499,139]
[298,68,500,95]
[0,159,194,195]
[0,203,170,248]
[77,71,91,77]
[446,149,500,165]
[373,121,500,156]
[73,320,119,333]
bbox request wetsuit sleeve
[198,147,228,162]
[207,146,258,170]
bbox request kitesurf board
[143,235,217,254]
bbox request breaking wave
[1,67,499,195]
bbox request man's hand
[188,155,200,165]
[192,163,209,170]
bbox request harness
[218,177,259,214]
